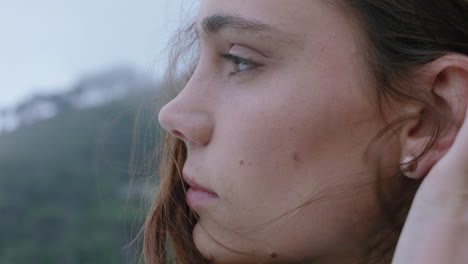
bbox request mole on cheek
[292,152,301,162]
[240,160,245,165]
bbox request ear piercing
[400,156,417,173]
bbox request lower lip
[186,187,219,208]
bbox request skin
[159,0,468,263]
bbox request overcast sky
[0,0,198,108]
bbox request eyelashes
[221,53,258,78]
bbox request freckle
[270,252,278,258]
[240,160,244,165]
[292,152,300,162]
[248,162,252,166]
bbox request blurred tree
[0,87,161,264]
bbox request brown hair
[142,1,468,263]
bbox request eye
[221,53,257,76]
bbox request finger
[442,105,468,172]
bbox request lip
[183,173,219,208]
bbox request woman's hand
[392,108,468,264]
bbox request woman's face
[159,0,395,263]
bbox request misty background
[0,0,197,263]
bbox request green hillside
[0,92,162,264]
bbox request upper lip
[183,172,218,195]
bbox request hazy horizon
[0,0,197,109]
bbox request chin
[192,223,274,264]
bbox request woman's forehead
[198,0,362,54]
[198,0,355,39]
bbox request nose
[158,77,214,146]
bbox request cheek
[206,75,379,226]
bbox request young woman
[144,1,468,263]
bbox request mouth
[183,173,219,208]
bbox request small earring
[400,156,417,173]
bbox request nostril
[171,130,185,139]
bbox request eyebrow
[201,15,275,35]
[198,15,302,47]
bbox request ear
[400,54,468,179]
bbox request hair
[142,1,468,263]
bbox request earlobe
[399,54,468,180]
[399,116,434,179]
